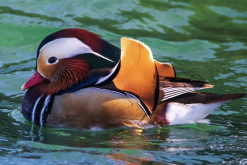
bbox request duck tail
[152,92,246,126]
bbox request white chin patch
[166,101,230,125]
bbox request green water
[0,0,247,164]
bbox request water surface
[0,0,247,164]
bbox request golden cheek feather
[37,55,59,80]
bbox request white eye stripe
[39,38,114,63]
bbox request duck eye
[48,56,58,64]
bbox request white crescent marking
[32,96,42,123]
[39,95,51,126]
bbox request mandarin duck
[21,28,246,129]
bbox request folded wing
[113,38,159,113]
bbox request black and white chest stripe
[30,95,54,126]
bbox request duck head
[21,28,120,95]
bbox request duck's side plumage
[21,28,246,130]
[46,87,151,129]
